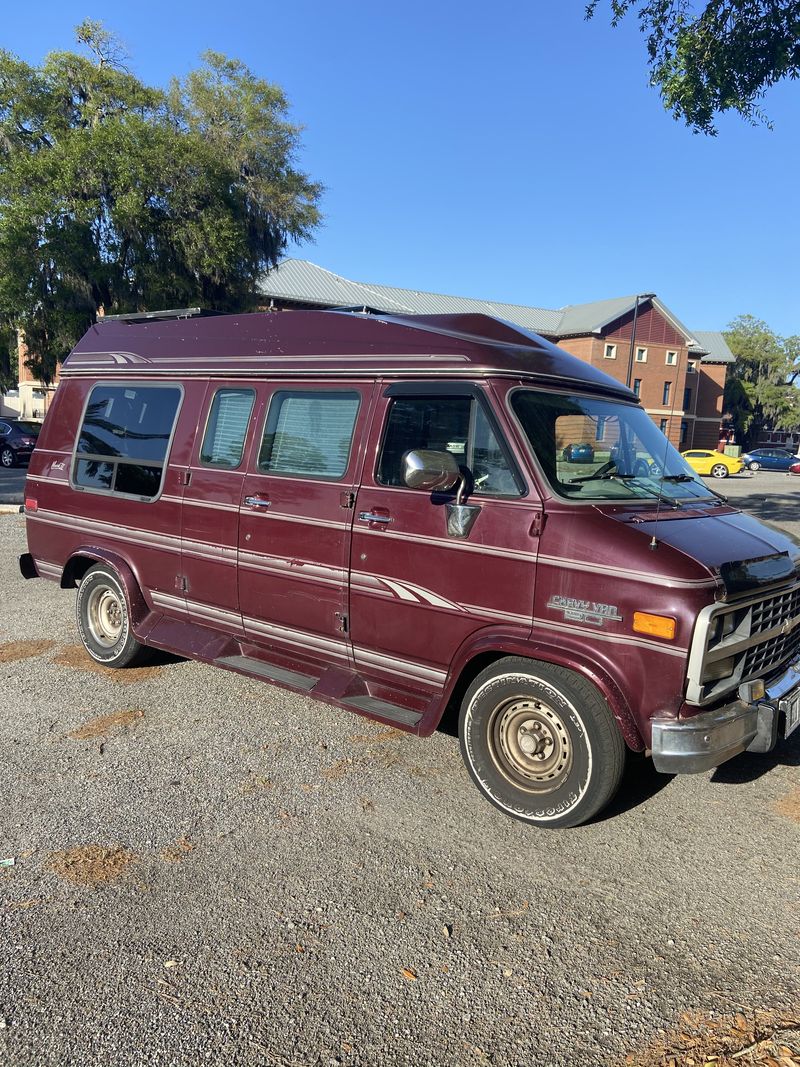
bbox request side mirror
[402,449,462,493]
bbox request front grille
[743,629,800,678]
[750,585,800,636]
[687,577,800,705]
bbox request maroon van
[19,310,800,827]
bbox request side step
[341,695,422,727]
[215,655,317,692]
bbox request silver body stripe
[537,554,717,590]
[532,616,688,658]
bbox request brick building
[257,260,734,450]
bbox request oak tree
[0,21,323,383]
[585,1,800,134]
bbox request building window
[687,361,697,374]
[680,420,688,445]
[659,419,668,434]
[662,381,671,406]
[635,347,648,363]
[666,350,678,366]
[683,387,692,410]
[633,378,642,399]
[604,343,617,359]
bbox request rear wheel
[710,463,729,479]
[458,658,626,828]
[75,564,149,667]
[0,446,15,468]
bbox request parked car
[18,309,800,828]
[741,447,799,472]
[680,449,744,479]
[790,461,800,476]
[561,442,594,463]
[0,419,40,468]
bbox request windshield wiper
[568,469,681,507]
[660,473,728,504]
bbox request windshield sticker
[548,595,622,627]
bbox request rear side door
[179,381,260,634]
[237,381,374,669]
[348,382,540,699]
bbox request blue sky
[4,1,799,336]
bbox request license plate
[780,687,800,738]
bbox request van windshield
[510,390,719,504]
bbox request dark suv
[0,419,40,467]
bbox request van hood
[609,505,800,596]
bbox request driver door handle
[358,510,391,526]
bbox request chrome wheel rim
[1,450,12,467]
[86,585,124,647]
[488,696,572,794]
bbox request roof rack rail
[101,307,213,323]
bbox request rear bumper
[651,659,800,773]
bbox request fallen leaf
[401,967,418,982]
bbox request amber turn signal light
[633,612,676,640]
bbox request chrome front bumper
[651,659,800,774]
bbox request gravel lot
[1,476,799,1067]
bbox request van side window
[377,395,522,496]
[200,388,255,469]
[259,390,360,479]
[73,384,181,500]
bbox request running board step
[341,695,422,727]
[215,655,317,692]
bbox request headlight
[702,656,736,683]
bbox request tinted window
[73,384,181,499]
[201,388,255,469]
[377,395,521,496]
[259,391,360,478]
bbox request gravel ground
[1,476,799,1067]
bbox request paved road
[1,483,799,1067]
[0,463,26,503]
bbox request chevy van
[19,310,800,827]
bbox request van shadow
[147,649,186,667]
[710,730,800,785]
[596,751,675,821]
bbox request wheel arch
[61,548,151,632]
[424,628,644,751]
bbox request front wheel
[0,446,15,468]
[459,658,626,828]
[75,564,150,667]
[710,463,729,479]
[748,461,760,472]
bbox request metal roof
[258,259,563,334]
[689,331,735,364]
[258,259,719,354]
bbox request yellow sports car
[680,449,744,479]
